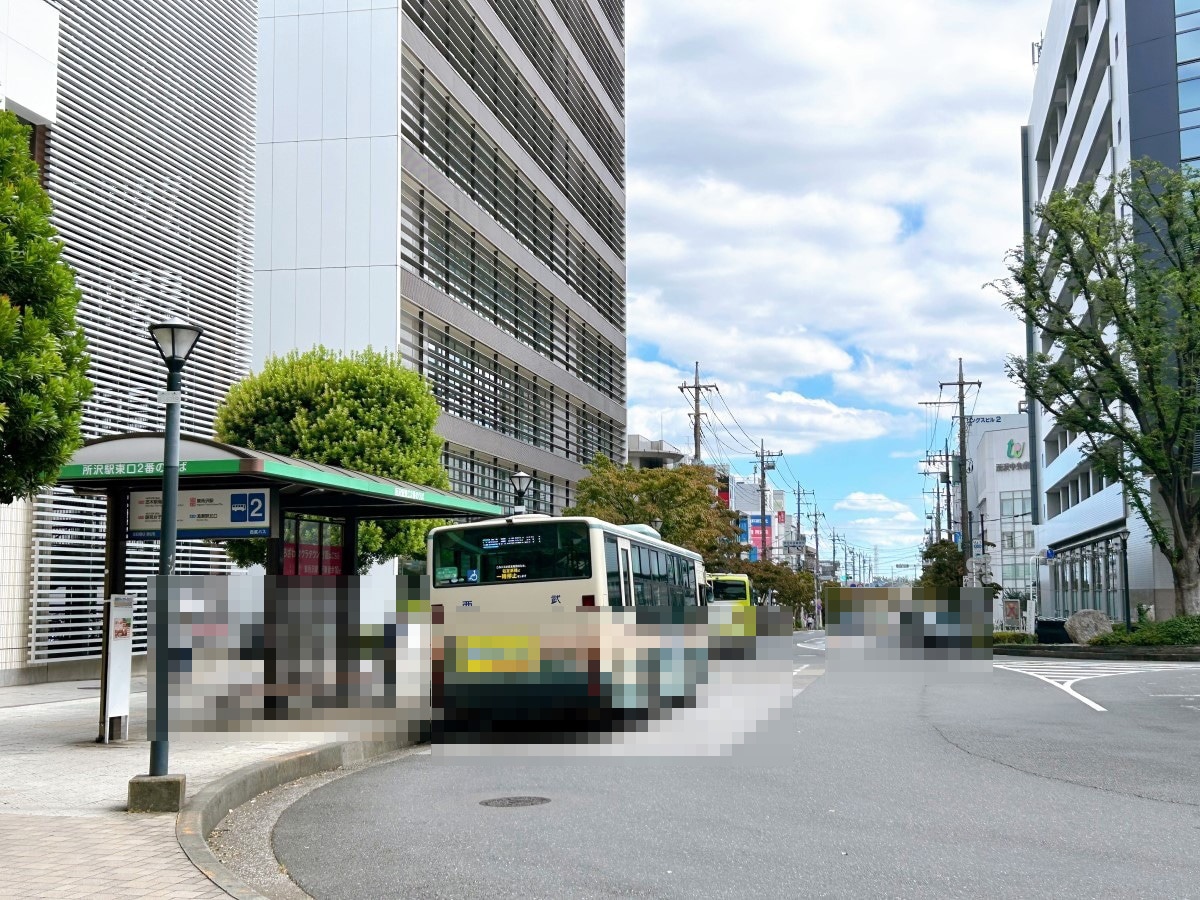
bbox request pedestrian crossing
[993,658,1200,711]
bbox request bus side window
[633,545,648,605]
[604,536,623,607]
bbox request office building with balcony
[256,1,628,516]
[1024,0,1190,622]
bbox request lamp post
[510,470,532,515]
[1119,528,1132,632]
[651,516,663,534]
[147,321,202,778]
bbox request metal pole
[1121,534,1132,632]
[151,362,182,777]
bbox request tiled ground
[0,814,226,899]
[0,680,323,898]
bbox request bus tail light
[432,604,444,625]
[581,594,596,607]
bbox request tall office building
[256,1,628,515]
[0,2,257,682]
[1024,0,1188,621]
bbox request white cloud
[620,0,1049,535]
[625,0,1047,413]
[834,492,913,514]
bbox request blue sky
[623,0,1050,561]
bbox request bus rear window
[712,580,749,601]
[431,522,592,587]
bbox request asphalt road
[272,634,1200,899]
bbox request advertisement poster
[104,595,134,720]
[748,514,772,556]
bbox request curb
[993,644,1200,661]
[176,736,415,899]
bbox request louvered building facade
[256,1,627,516]
[0,1,257,681]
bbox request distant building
[626,435,685,470]
[965,413,1035,626]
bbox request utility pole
[809,507,825,627]
[757,439,782,563]
[795,484,815,574]
[942,358,981,562]
[678,361,717,464]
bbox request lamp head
[651,517,663,532]
[149,321,203,367]
[510,470,532,498]
[1119,528,1131,543]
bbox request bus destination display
[481,534,541,550]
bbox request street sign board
[129,488,272,539]
[783,540,804,550]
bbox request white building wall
[255,4,401,365]
[0,0,59,123]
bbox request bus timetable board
[129,489,272,539]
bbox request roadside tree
[214,347,448,572]
[564,455,743,568]
[993,160,1200,616]
[0,111,91,503]
[915,540,965,590]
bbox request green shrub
[1088,615,1200,646]
[993,631,1035,644]
[1089,629,1133,646]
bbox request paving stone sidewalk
[0,677,323,899]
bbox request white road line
[793,665,809,675]
[994,660,1200,712]
[995,665,1109,711]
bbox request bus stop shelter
[57,432,505,597]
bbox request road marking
[793,665,809,675]
[994,659,1200,712]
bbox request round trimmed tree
[214,347,449,572]
[0,110,92,503]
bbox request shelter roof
[58,432,502,520]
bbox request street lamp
[510,470,532,515]
[1119,527,1132,632]
[146,320,202,779]
[651,516,663,534]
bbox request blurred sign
[748,515,772,556]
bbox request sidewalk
[0,677,324,899]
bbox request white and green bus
[427,514,710,729]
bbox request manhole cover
[480,796,550,808]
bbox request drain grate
[480,796,550,808]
